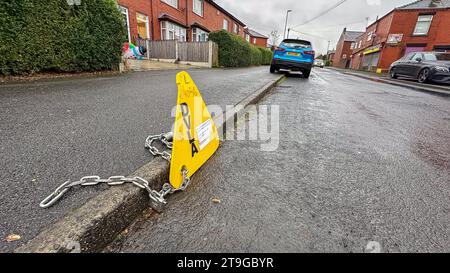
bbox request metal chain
[40,132,191,212]
[144,132,173,161]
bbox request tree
[268,30,281,46]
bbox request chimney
[430,0,442,7]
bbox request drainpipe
[150,0,155,40]
[186,0,189,41]
[373,15,382,72]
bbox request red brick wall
[117,0,247,42]
[149,0,246,41]
[250,37,268,47]
[190,0,246,39]
[350,52,363,70]
[378,9,450,70]
[333,39,353,68]
[375,12,394,44]
[117,0,152,42]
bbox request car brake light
[275,47,285,52]
[304,50,315,56]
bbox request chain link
[40,132,191,212]
[145,132,173,161]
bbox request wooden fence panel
[144,40,218,67]
[178,42,210,62]
[147,40,177,59]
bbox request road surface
[109,68,450,253]
[0,67,279,252]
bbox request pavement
[125,59,198,72]
[108,68,450,253]
[329,67,450,96]
[0,66,279,252]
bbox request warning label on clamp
[196,119,213,151]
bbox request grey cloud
[214,0,413,54]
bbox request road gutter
[15,74,285,253]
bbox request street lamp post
[283,10,292,40]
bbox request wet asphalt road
[110,68,450,253]
[0,67,279,252]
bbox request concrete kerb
[339,70,450,96]
[15,74,285,253]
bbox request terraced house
[350,0,450,72]
[117,0,247,43]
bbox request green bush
[209,30,273,68]
[0,0,126,75]
[258,47,273,65]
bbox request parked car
[270,39,315,78]
[389,51,450,84]
[314,59,325,68]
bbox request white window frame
[245,33,250,42]
[193,0,203,17]
[413,15,433,36]
[367,31,373,42]
[160,21,186,41]
[253,38,256,44]
[136,13,150,39]
[223,19,229,31]
[163,0,178,9]
[119,6,131,43]
[233,23,238,34]
[192,27,209,42]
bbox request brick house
[332,28,365,68]
[117,0,247,43]
[326,50,335,64]
[350,0,450,72]
[245,29,269,47]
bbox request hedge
[208,30,273,68]
[0,0,126,75]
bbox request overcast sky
[215,0,414,55]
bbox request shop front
[361,45,382,72]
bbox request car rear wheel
[389,67,398,79]
[418,68,430,83]
[270,65,276,74]
[303,69,311,79]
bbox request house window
[233,23,238,34]
[163,0,178,9]
[193,0,203,16]
[161,21,186,41]
[413,15,433,35]
[223,19,229,31]
[245,33,250,42]
[367,31,373,42]
[136,13,149,39]
[119,6,131,43]
[350,42,355,50]
[253,38,256,44]
[358,40,362,48]
[192,27,209,42]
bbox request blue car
[270,39,315,78]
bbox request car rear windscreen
[281,40,311,49]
